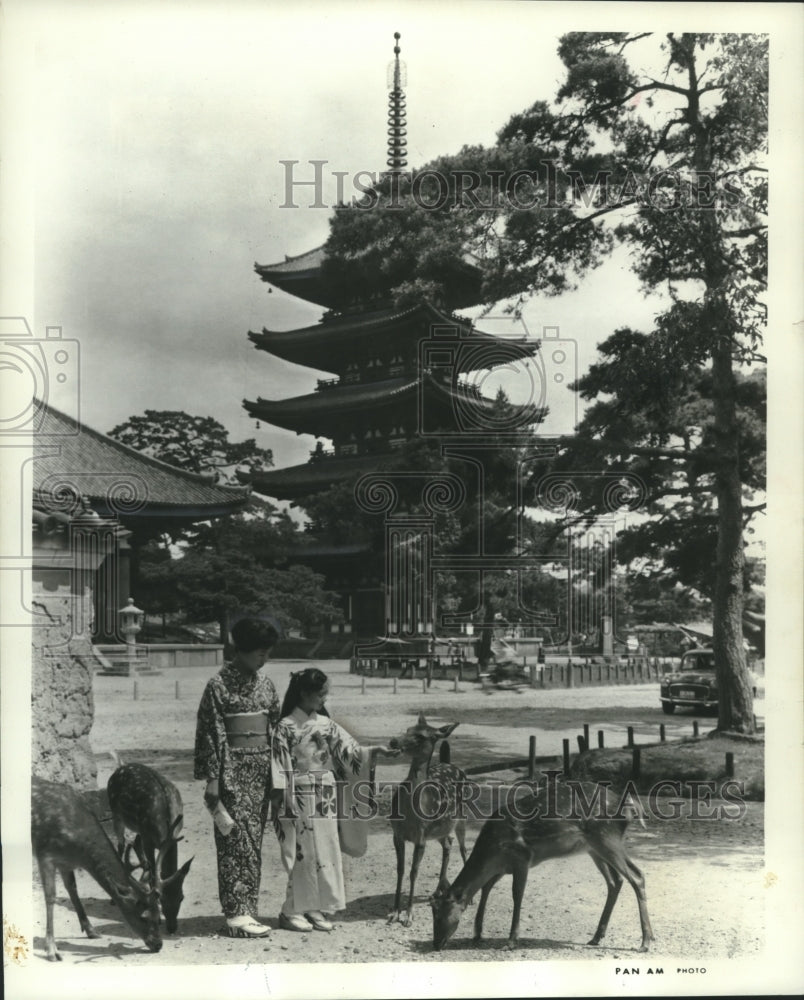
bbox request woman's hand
[204,778,220,810]
[373,745,402,759]
[269,788,284,820]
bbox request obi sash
[224,711,270,749]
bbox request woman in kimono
[270,668,399,932]
[194,617,281,938]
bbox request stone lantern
[118,598,144,666]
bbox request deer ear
[438,722,459,739]
[417,711,427,727]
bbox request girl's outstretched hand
[374,745,402,758]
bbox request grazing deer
[107,762,193,934]
[31,776,164,961]
[386,713,469,925]
[430,778,654,952]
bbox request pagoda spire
[386,32,407,172]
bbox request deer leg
[437,836,452,886]
[387,831,406,923]
[592,839,654,951]
[587,855,622,945]
[403,842,426,926]
[61,868,101,940]
[504,861,529,950]
[37,856,62,962]
[456,821,468,864]
[473,873,503,944]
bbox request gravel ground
[29,660,765,967]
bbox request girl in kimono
[194,617,281,938]
[270,668,399,932]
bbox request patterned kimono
[271,709,369,916]
[194,662,280,919]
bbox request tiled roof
[244,452,384,500]
[34,403,250,519]
[250,301,492,347]
[248,299,530,374]
[255,245,327,275]
[254,244,484,311]
[244,376,419,429]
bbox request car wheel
[661,702,675,715]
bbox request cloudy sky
[2,1,795,477]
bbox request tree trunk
[711,337,755,733]
[686,38,755,734]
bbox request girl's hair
[280,668,330,719]
[230,617,279,653]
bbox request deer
[31,775,166,961]
[106,762,193,934]
[386,712,469,926]
[429,777,654,952]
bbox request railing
[316,377,340,391]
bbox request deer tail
[621,791,647,828]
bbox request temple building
[242,35,542,642]
[34,401,249,641]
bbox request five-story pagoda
[242,34,541,641]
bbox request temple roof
[34,403,250,522]
[244,375,420,433]
[248,300,530,374]
[254,246,333,307]
[244,371,545,439]
[254,246,483,311]
[241,452,384,501]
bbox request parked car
[659,648,758,715]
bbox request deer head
[388,713,459,764]
[116,872,163,953]
[429,881,466,951]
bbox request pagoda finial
[386,31,407,172]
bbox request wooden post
[174,680,180,700]
[614,662,620,684]
[361,675,366,695]
[562,738,570,776]
[529,664,536,688]
[528,735,537,781]
[566,658,573,688]
[422,677,427,695]
[632,746,641,780]
[627,726,634,747]
[693,720,700,737]
[393,676,398,695]
[540,667,546,689]
[576,734,586,753]
[725,752,735,778]
[660,723,666,742]
[383,660,389,679]
[583,723,590,751]
[597,729,604,748]
[453,674,459,693]
[133,681,139,701]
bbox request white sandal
[226,915,270,938]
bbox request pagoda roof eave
[241,452,386,501]
[243,372,546,438]
[254,246,484,311]
[248,299,534,371]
